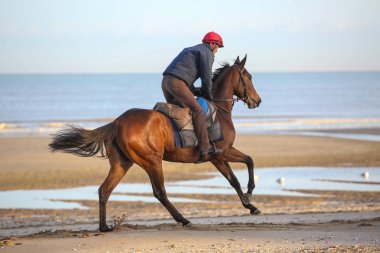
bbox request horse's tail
[49,121,116,158]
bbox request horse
[49,55,262,232]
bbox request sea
[1,72,380,140]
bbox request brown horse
[49,55,262,232]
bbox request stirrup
[195,146,223,164]
[195,153,206,164]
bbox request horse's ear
[239,54,247,68]
[234,56,240,64]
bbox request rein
[212,64,250,113]
[213,101,232,114]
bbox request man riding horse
[49,36,262,231]
[162,31,224,163]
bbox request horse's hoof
[250,209,262,215]
[183,221,193,227]
[242,193,252,205]
[99,226,113,232]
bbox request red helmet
[202,31,224,48]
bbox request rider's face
[211,44,219,55]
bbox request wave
[0,123,17,130]
[234,118,380,127]
[0,119,112,137]
[1,117,380,138]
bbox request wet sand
[1,133,380,190]
[1,131,380,252]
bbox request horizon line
[1,70,380,75]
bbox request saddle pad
[196,97,208,115]
[153,99,223,148]
[169,118,183,147]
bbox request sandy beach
[1,131,380,252]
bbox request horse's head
[232,55,261,109]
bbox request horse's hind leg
[143,160,190,226]
[98,143,133,232]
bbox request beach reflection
[1,167,379,209]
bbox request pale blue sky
[0,0,379,73]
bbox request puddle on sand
[1,167,379,210]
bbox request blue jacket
[163,43,214,98]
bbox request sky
[0,0,379,73]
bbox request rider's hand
[193,88,204,97]
[204,92,213,101]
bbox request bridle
[212,64,251,113]
[235,64,250,103]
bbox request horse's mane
[212,61,231,83]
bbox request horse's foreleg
[227,147,255,195]
[98,148,132,232]
[143,161,190,226]
[211,159,261,215]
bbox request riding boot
[195,143,223,164]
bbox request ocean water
[0,72,380,137]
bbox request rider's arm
[199,51,214,100]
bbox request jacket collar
[203,43,212,52]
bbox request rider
[162,31,223,163]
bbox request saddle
[153,97,223,148]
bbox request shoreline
[2,118,380,139]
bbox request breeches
[161,75,211,151]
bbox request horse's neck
[213,76,235,113]
[213,78,235,131]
